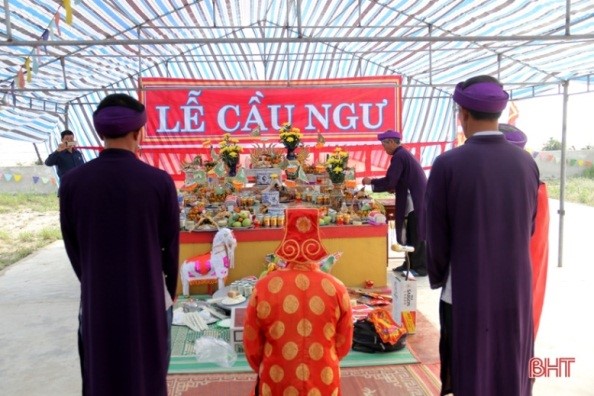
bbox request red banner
[140,76,402,146]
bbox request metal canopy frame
[2,0,593,268]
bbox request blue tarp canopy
[1,0,593,149]
[1,0,592,268]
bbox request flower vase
[329,183,345,212]
[285,162,300,180]
[285,146,297,160]
[227,162,238,177]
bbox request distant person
[59,93,179,396]
[44,129,85,182]
[243,208,353,396]
[362,129,428,276]
[500,123,550,339]
[425,75,539,396]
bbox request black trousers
[404,210,427,271]
[439,300,453,395]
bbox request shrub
[582,165,594,179]
[542,138,562,151]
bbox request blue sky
[515,92,594,151]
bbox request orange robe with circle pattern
[530,182,549,338]
[243,262,353,396]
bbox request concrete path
[1,199,593,395]
[411,199,594,395]
[0,241,81,395]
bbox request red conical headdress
[275,208,328,265]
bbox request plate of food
[220,295,247,306]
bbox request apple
[233,221,242,228]
[242,218,252,227]
[319,218,326,226]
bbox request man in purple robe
[362,130,428,276]
[426,75,539,395]
[59,94,179,396]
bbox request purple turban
[453,81,509,113]
[499,123,527,149]
[93,106,147,138]
[377,129,402,141]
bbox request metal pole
[565,0,571,35]
[428,24,433,85]
[558,81,569,267]
[32,143,43,165]
[451,99,458,148]
[60,57,68,89]
[0,80,575,94]
[3,34,594,48]
[3,0,12,41]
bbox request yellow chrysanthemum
[218,133,242,165]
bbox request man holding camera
[45,129,85,183]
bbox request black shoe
[393,263,408,272]
[410,268,427,277]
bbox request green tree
[542,137,562,151]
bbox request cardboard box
[390,271,417,334]
[230,306,247,353]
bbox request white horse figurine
[180,227,237,296]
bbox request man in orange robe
[243,208,353,395]
[500,123,549,337]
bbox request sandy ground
[0,210,59,233]
[0,210,60,257]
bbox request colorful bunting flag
[4,173,13,181]
[63,0,73,25]
[10,80,16,105]
[25,58,32,82]
[54,13,61,36]
[17,69,25,88]
[33,176,40,184]
[41,29,50,53]
[14,174,22,182]
[41,177,49,184]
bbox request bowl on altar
[262,191,280,205]
[254,168,282,185]
[267,204,286,217]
